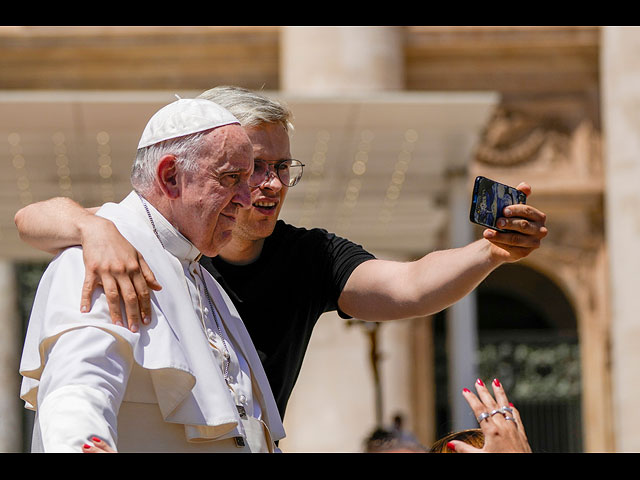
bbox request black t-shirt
[199,220,376,419]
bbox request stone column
[280,26,405,94]
[601,26,640,452]
[410,315,436,446]
[446,171,479,431]
[0,261,22,452]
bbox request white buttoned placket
[185,260,257,419]
[136,193,259,424]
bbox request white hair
[130,129,210,194]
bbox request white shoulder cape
[19,196,285,443]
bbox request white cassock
[19,191,285,452]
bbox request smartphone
[469,176,526,232]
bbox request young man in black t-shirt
[201,221,375,418]
[15,86,549,422]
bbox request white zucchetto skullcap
[137,98,240,149]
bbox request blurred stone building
[0,26,636,452]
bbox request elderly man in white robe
[19,98,285,453]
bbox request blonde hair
[429,428,485,453]
[197,85,294,132]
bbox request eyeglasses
[249,159,305,188]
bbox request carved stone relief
[474,106,602,179]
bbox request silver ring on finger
[504,416,517,423]
[477,412,490,423]
[490,409,503,417]
[500,406,514,415]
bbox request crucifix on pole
[347,319,383,428]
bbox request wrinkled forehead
[202,124,253,164]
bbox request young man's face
[232,122,292,242]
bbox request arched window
[434,263,582,452]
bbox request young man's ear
[156,155,181,199]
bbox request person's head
[428,428,485,453]
[197,86,298,243]
[363,428,427,453]
[131,98,254,257]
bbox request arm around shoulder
[14,196,99,254]
[15,196,162,332]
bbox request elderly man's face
[177,124,253,256]
[231,122,292,242]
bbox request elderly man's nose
[235,181,252,209]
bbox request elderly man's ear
[157,155,181,199]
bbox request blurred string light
[52,131,73,198]
[9,132,33,207]
[378,128,418,230]
[298,129,330,227]
[336,129,374,232]
[96,131,115,203]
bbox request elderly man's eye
[215,173,240,187]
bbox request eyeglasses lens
[250,160,304,187]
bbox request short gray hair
[197,86,294,132]
[130,129,211,194]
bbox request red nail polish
[509,402,514,407]
[91,437,101,443]
[447,442,456,451]
[83,444,91,449]
[493,378,501,387]
[477,378,484,387]
[463,388,471,393]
